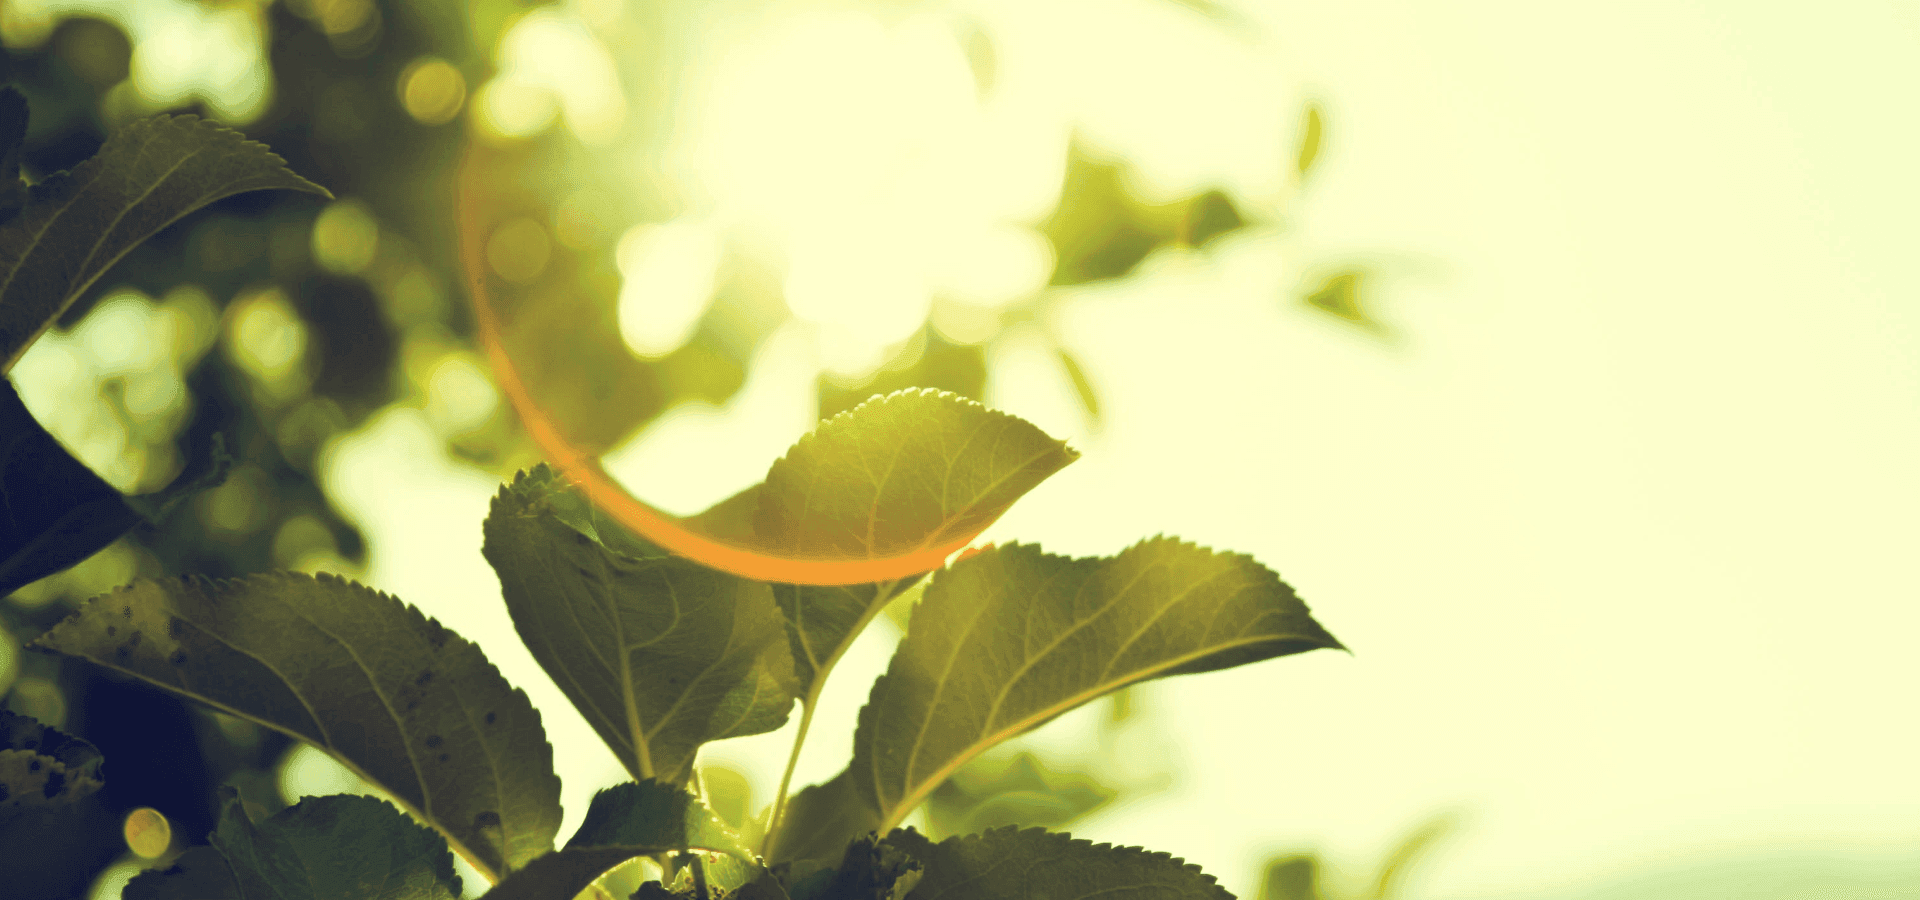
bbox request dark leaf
[765,769,881,866]
[0,709,118,899]
[129,788,462,900]
[884,826,1231,900]
[33,573,563,880]
[484,468,798,785]
[567,780,752,860]
[0,111,329,372]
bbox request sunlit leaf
[765,769,881,866]
[0,381,229,597]
[32,573,562,881]
[758,389,1077,564]
[483,468,798,785]
[127,788,463,900]
[567,780,751,860]
[883,826,1231,900]
[853,539,1342,829]
[0,109,329,372]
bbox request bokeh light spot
[123,807,172,859]
[311,199,380,275]
[399,56,466,126]
[487,218,551,284]
[615,221,722,358]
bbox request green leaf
[0,379,230,597]
[885,826,1232,900]
[762,388,1074,693]
[125,846,243,900]
[0,708,103,809]
[1056,348,1101,422]
[1258,855,1322,900]
[765,769,881,866]
[1296,103,1325,177]
[31,573,562,881]
[483,469,798,785]
[759,388,1075,564]
[1300,268,1385,335]
[479,845,756,900]
[0,709,119,899]
[0,110,330,373]
[128,788,463,900]
[852,539,1342,829]
[567,779,751,859]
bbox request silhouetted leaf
[567,780,751,859]
[0,709,117,898]
[883,826,1231,900]
[32,573,562,881]
[0,111,329,372]
[128,788,462,900]
[479,846,735,900]
[853,539,1342,829]
[765,769,882,866]
[0,380,230,597]
[484,469,798,785]
[0,87,26,221]
[1297,104,1325,177]
[816,832,922,900]
[125,847,240,900]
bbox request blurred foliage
[1257,815,1455,900]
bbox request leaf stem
[761,693,819,856]
[762,578,903,855]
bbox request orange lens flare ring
[455,144,968,586]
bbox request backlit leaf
[756,389,1077,564]
[852,539,1342,829]
[477,847,684,900]
[127,788,462,900]
[483,468,798,785]
[32,573,562,881]
[883,826,1231,900]
[764,769,881,866]
[566,779,751,859]
[762,388,1073,696]
[0,110,329,372]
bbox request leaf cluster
[6,93,1347,900]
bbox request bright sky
[313,1,1920,898]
